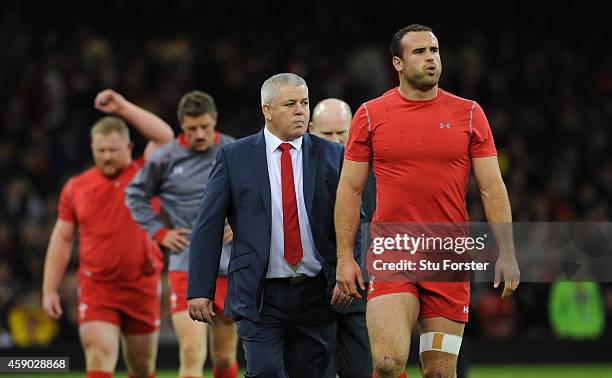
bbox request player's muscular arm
[335,160,369,298]
[94,89,174,157]
[42,219,76,319]
[473,156,520,299]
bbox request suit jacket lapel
[250,130,272,226]
[302,133,318,215]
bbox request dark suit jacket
[187,130,345,322]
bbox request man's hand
[42,291,63,319]
[223,224,233,245]
[494,253,520,300]
[330,283,354,308]
[162,228,191,252]
[94,89,128,114]
[188,297,215,323]
[336,257,365,300]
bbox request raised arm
[335,159,369,299]
[42,219,76,319]
[472,156,520,299]
[94,89,174,157]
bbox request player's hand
[188,297,215,323]
[94,89,128,114]
[42,291,63,319]
[494,253,520,300]
[330,283,353,308]
[223,224,233,245]
[162,228,191,252]
[336,257,365,300]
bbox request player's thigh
[367,292,420,363]
[418,316,465,374]
[172,309,208,352]
[79,321,121,369]
[121,330,159,374]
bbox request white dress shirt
[263,126,321,278]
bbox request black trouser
[237,273,336,378]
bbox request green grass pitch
[5,365,612,377]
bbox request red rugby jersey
[58,159,163,282]
[346,88,497,223]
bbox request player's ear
[262,104,272,122]
[392,56,403,72]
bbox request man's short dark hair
[390,24,434,58]
[177,90,217,124]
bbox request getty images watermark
[358,222,612,283]
[370,232,491,272]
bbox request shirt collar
[263,126,303,152]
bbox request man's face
[263,85,309,141]
[91,132,132,177]
[310,109,350,146]
[181,113,217,152]
[395,31,442,90]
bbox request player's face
[397,31,442,90]
[181,113,217,152]
[263,85,309,141]
[91,132,132,177]
[310,113,349,146]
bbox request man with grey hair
[187,73,352,377]
[310,98,373,378]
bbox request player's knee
[180,343,206,368]
[83,342,115,369]
[373,355,404,378]
[128,358,154,378]
[422,364,455,378]
[212,351,235,369]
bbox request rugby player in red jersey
[335,25,520,378]
[42,89,174,378]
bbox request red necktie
[278,143,303,267]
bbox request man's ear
[307,121,314,133]
[392,56,403,72]
[262,104,272,121]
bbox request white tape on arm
[419,332,462,355]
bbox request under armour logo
[439,122,451,129]
[463,306,469,314]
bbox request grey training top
[125,133,235,273]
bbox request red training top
[346,88,497,223]
[58,158,163,282]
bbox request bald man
[310,98,373,378]
[309,98,351,146]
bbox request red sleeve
[469,102,498,158]
[134,156,145,168]
[153,227,169,244]
[345,103,373,162]
[57,179,76,222]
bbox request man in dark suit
[187,73,353,377]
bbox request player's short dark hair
[177,90,217,124]
[390,24,434,58]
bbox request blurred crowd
[1,2,611,348]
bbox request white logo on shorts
[79,303,88,319]
[463,306,469,314]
